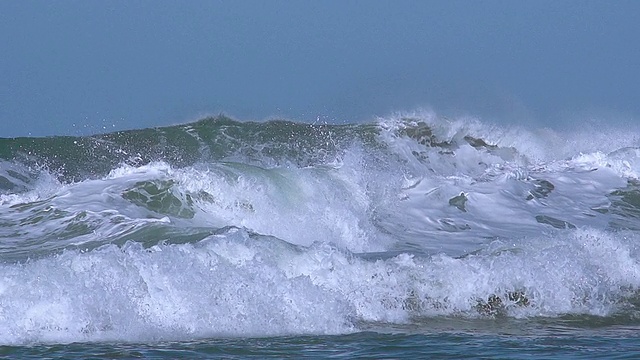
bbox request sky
[1,0,639,137]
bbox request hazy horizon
[1,1,639,137]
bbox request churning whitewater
[1,112,640,344]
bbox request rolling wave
[2,112,640,344]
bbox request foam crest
[3,111,640,259]
[376,110,640,166]
[1,227,639,344]
[179,162,387,252]
[0,231,352,344]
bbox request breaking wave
[2,111,640,344]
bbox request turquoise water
[2,113,640,357]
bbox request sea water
[1,112,640,358]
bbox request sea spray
[1,113,640,344]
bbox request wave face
[2,112,640,344]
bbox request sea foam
[1,114,640,344]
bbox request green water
[3,329,639,359]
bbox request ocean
[1,112,640,358]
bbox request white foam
[3,112,640,258]
[1,227,639,344]
[9,111,635,256]
[3,112,640,344]
[372,113,640,247]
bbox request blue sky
[1,1,639,137]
